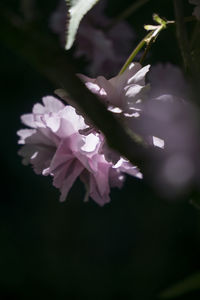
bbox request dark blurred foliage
[1,0,200,299]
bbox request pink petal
[59,160,84,202]
[21,114,36,128]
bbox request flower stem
[118,32,152,75]
[0,3,151,169]
[139,38,153,65]
[119,21,166,75]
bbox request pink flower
[17,96,139,205]
[56,63,150,169]
[72,63,149,165]
[148,63,188,99]
[79,62,150,114]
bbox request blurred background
[1,0,200,299]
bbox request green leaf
[160,272,200,299]
[65,0,100,50]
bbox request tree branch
[173,0,191,71]
[0,6,152,170]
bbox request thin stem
[139,19,172,64]
[119,32,152,75]
[119,23,166,74]
[139,39,153,65]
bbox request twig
[173,0,191,71]
[119,16,167,74]
[139,38,153,65]
[119,31,152,74]
[0,6,153,170]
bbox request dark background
[1,0,200,299]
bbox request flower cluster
[17,63,148,206]
[79,62,150,114]
[18,59,200,203]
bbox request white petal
[21,114,36,128]
[33,103,45,114]
[45,115,61,132]
[17,129,36,144]
[42,96,64,113]
[128,64,150,85]
[152,136,165,149]
[81,134,99,152]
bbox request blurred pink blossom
[136,63,200,197]
[50,0,135,77]
[148,63,189,99]
[137,94,200,197]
